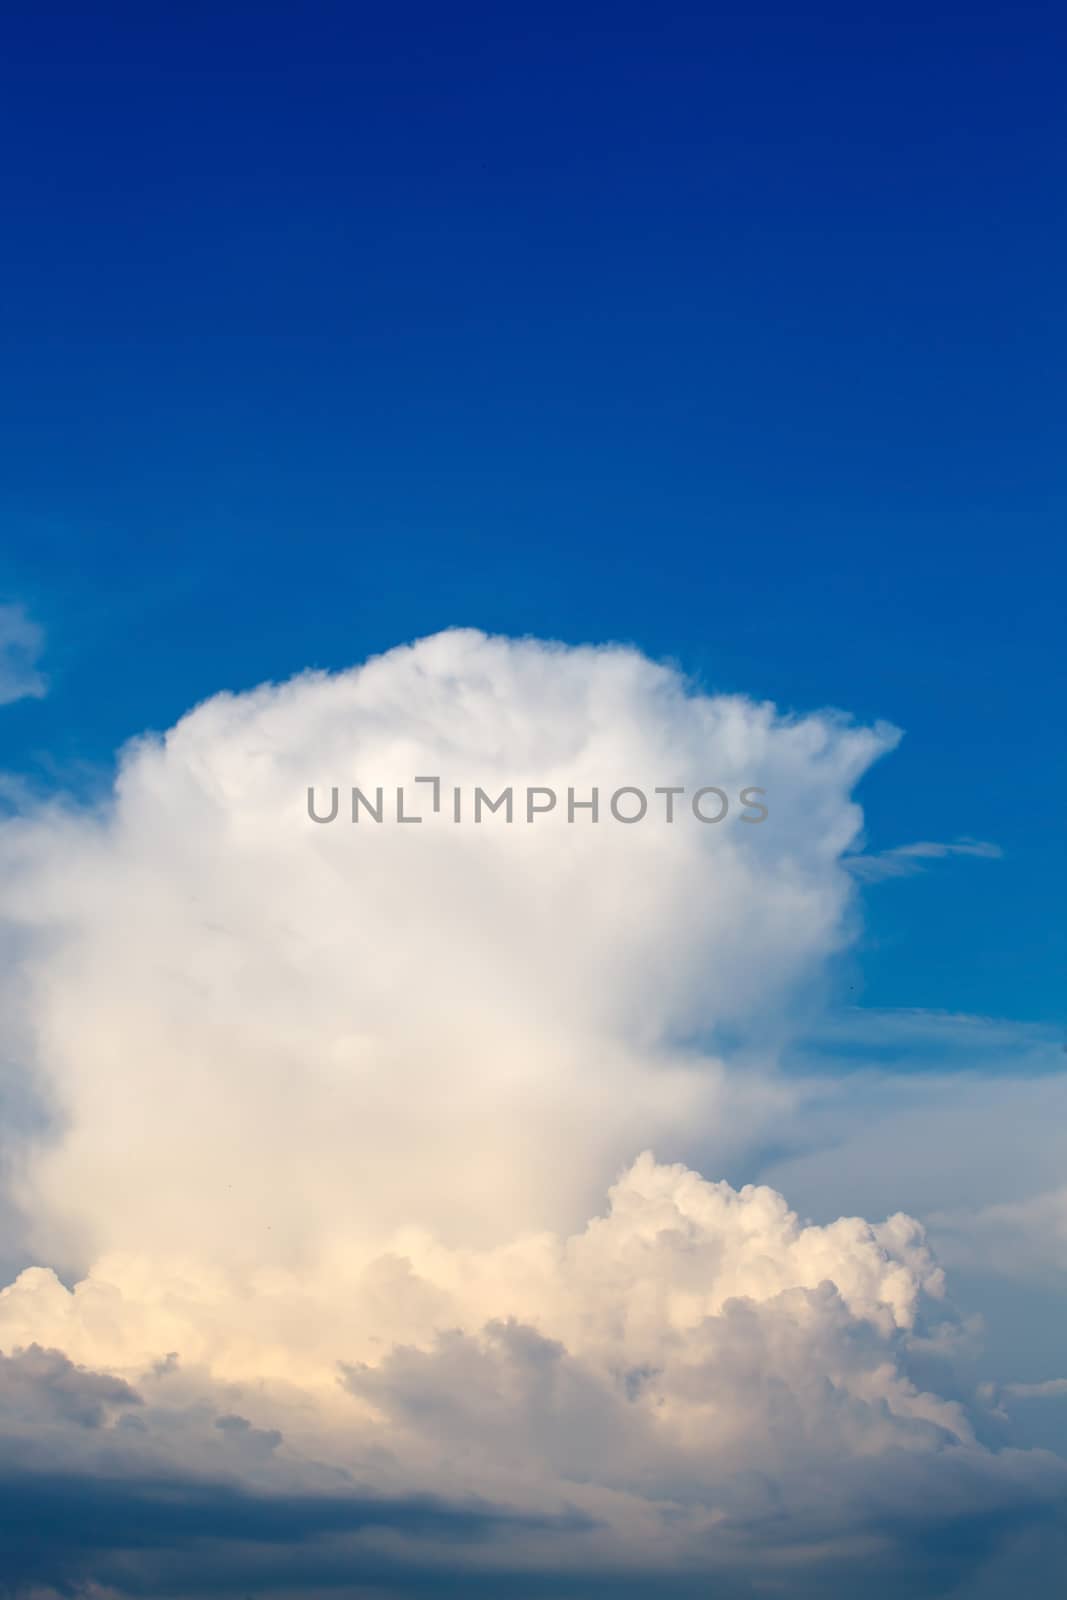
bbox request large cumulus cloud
[0,629,1063,1595]
[0,628,893,1270]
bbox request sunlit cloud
[0,630,1062,1596]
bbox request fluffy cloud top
[1,629,894,1269]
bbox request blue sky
[1,2,1063,1024]
[3,10,1067,1596]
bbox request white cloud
[0,628,1060,1594]
[1005,1379,1067,1399]
[844,837,1002,882]
[3,1153,1063,1595]
[0,602,46,706]
[0,628,894,1269]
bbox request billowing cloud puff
[0,630,1063,1596]
[1,628,894,1270]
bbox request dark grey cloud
[0,1346,139,1430]
[1,1460,1064,1600]
[0,1466,575,1547]
[0,1344,591,1597]
[0,1342,1063,1598]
